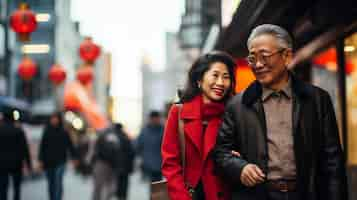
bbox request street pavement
[9,167,150,200]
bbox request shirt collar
[262,77,292,102]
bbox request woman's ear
[197,81,202,89]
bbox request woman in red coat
[162,51,237,200]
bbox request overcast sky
[71,0,183,97]
[70,0,183,132]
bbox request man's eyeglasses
[246,49,286,67]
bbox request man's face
[50,115,60,126]
[247,34,292,88]
[150,116,161,125]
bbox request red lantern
[48,64,66,85]
[76,66,93,85]
[10,3,37,42]
[18,57,37,81]
[79,37,101,64]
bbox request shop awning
[216,0,357,58]
[289,22,357,69]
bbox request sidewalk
[9,167,149,200]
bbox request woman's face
[198,62,232,103]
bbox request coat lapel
[290,77,314,190]
[242,81,268,165]
[180,96,203,155]
[203,118,221,162]
[290,75,312,146]
[252,100,268,166]
[183,119,203,155]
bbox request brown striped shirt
[262,79,296,180]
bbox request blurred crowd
[0,109,166,200]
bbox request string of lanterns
[17,56,37,81]
[48,64,66,85]
[76,37,101,85]
[10,3,101,86]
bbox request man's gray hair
[247,24,293,50]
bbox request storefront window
[345,33,357,166]
[311,33,357,200]
[311,47,341,133]
[345,32,357,200]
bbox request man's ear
[284,48,293,67]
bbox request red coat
[161,96,230,200]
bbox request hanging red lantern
[76,66,93,85]
[18,57,37,81]
[48,64,66,85]
[9,3,37,42]
[79,37,101,64]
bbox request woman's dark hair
[179,51,237,103]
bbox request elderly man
[213,24,347,200]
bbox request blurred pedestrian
[161,51,236,200]
[0,109,32,200]
[113,123,135,200]
[91,126,121,200]
[136,110,164,183]
[76,130,93,176]
[38,112,78,200]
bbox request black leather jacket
[213,76,347,200]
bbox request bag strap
[176,104,185,173]
[177,104,195,195]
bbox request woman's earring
[198,83,201,89]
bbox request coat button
[217,191,224,198]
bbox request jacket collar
[180,95,202,120]
[242,73,313,106]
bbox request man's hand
[34,161,44,173]
[240,164,265,187]
[71,160,79,168]
[231,150,241,157]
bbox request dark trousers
[267,190,299,200]
[150,171,162,183]
[149,171,163,200]
[116,174,129,200]
[46,165,65,200]
[0,171,22,200]
[193,181,205,200]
